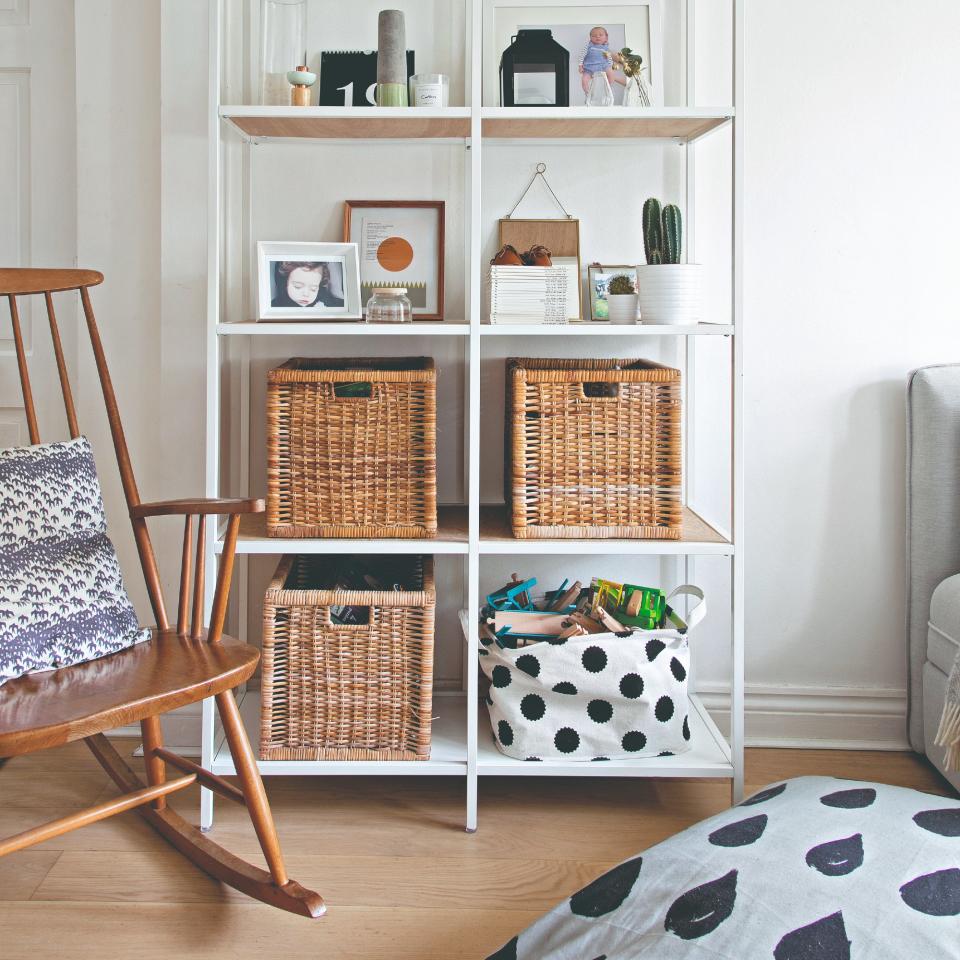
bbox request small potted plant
[606,273,639,324]
[636,199,702,325]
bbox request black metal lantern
[500,29,569,107]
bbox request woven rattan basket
[506,357,682,539]
[266,357,437,538]
[260,554,436,761]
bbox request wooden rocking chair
[0,269,324,918]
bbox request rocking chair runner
[0,268,324,918]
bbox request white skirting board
[115,685,910,756]
[699,683,910,751]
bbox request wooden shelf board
[219,107,733,143]
[221,106,472,140]
[476,695,732,777]
[220,506,469,555]
[481,107,733,142]
[218,321,470,336]
[211,689,468,776]
[481,323,734,337]
[479,505,733,555]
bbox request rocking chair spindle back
[0,268,323,918]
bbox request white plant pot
[636,264,702,325]
[606,293,638,324]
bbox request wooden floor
[0,740,952,959]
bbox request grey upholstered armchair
[907,364,960,791]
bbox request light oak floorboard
[0,738,952,959]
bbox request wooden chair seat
[0,631,258,759]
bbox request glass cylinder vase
[260,0,306,106]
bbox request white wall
[740,0,960,741]
[74,0,161,617]
[41,0,960,746]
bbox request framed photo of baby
[257,241,363,320]
[485,1,664,108]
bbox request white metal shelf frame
[202,0,744,832]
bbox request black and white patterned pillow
[487,777,960,959]
[0,436,148,686]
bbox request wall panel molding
[0,0,29,28]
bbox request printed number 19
[337,81,378,106]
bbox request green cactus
[642,198,662,265]
[642,197,682,265]
[662,204,682,265]
[608,274,636,295]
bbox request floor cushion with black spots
[486,777,960,959]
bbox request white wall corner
[699,683,911,751]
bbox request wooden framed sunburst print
[343,200,445,321]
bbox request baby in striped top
[578,26,626,100]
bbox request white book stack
[489,266,570,325]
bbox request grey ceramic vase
[376,9,408,105]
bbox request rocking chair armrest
[130,497,265,520]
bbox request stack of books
[489,266,570,325]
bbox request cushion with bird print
[0,436,149,686]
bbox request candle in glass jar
[409,74,450,108]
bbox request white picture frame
[483,0,664,108]
[257,241,363,321]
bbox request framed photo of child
[484,1,664,108]
[257,241,363,321]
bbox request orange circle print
[376,236,414,272]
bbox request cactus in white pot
[636,198,702,325]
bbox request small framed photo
[257,242,362,321]
[343,201,445,320]
[484,0,664,108]
[588,263,638,321]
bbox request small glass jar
[409,73,450,108]
[366,287,412,324]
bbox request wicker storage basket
[506,357,682,539]
[260,554,436,761]
[266,357,437,538]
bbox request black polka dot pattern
[645,639,666,662]
[554,727,580,753]
[664,870,738,940]
[587,699,614,724]
[491,665,512,688]
[682,716,690,741]
[913,808,960,837]
[820,788,876,809]
[497,720,514,746]
[569,856,643,918]
[709,814,768,848]
[484,935,518,960]
[805,834,863,877]
[552,681,578,695]
[774,911,850,960]
[622,731,647,752]
[581,646,608,673]
[619,673,644,699]
[520,694,546,721]
[515,654,541,678]
[670,657,686,682]
[900,869,960,917]
[654,695,674,723]
[740,782,787,806]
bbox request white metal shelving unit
[203,0,743,832]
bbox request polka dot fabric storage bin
[479,587,704,761]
